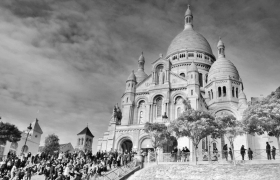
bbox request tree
[43,134,60,155]
[243,86,280,152]
[168,98,216,165]
[215,114,244,165]
[0,122,22,143]
[144,122,175,164]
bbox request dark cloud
[0,0,279,152]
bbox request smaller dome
[208,39,239,81]
[188,61,198,72]
[127,70,136,81]
[135,70,148,83]
[185,5,192,16]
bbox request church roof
[127,70,136,81]
[31,119,43,134]
[138,52,145,62]
[208,39,239,81]
[185,5,192,16]
[77,127,94,138]
[166,28,213,58]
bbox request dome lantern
[217,37,225,58]
[184,5,193,30]
[135,52,148,83]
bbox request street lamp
[21,123,32,155]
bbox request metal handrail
[101,159,139,180]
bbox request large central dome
[166,28,213,57]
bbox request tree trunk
[193,143,198,165]
[230,141,236,166]
[154,148,158,165]
[276,136,280,154]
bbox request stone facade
[97,5,279,156]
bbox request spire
[217,37,225,58]
[138,52,145,71]
[127,70,136,82]
[184,5,193,30]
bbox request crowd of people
[0,149,137,180]
[168,142,278,162]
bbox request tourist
[222,144,228,161]
[228,148,233,160]
[266,142,271,160]
[213,147,218,161]
[240,145,246,160]
[272,146,276,160]
[248,148,253,160]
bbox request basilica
[97,6,273,157]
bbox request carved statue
[158,69,165,84]
[113,104,122,125]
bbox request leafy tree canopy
[243,86,280,151]
[144,122,175,150]
[168,98,216,148]
[243,86,280,137]
[0,122,22,143]
[215,114,244,145]
[43,134,60,155]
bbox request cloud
[0,0,279,153]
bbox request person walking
[229,148,233,160]
[248,148,253,160]
[240,145,246,160]
[223,144,228,161]
[266,142,271,160]
[272,146,276,160]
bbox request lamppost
[21,123,32,155]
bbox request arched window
[127,97,129,103]
[180,73,185,77]
[199,73,203,87]
[211,89,214,99]
[223,86,227,97]
[205,74,208,83]
[128,83,130,87]
[191,74,193,79]
[156,97,163,117]
[232,87,235,97]
[236,88,239,98]
[191,90,193,96]
[81,138,84,145]
[218,87,222,97]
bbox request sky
[0,0,279,153]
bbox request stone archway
[118,138,133,153]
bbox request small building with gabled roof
[75,126,94,152]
